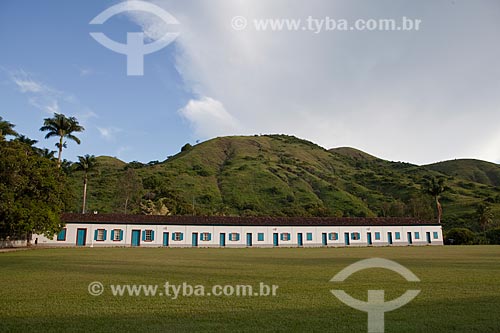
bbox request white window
[174,232,182,241]
[97,229,105,241]
[229,233,239,241]
[281,233,290,241]
[113,229,121,241]
[201,232,211,241]
[145,230,153,241]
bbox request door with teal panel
[76,228,86,246]
[163,232,169,246]
[387,232,393,245]
[344,233,350,246]
[273,233,279,246]
[246,233,252,247]
[426,232,431,244]
[407,232,413,245]
[192,233,198,247]
[322,233,327,246]
[367,232,373,245]
[297,233,303,246]
[131,230,140,247]
[219,233,226,247]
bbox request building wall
[34,223,444,247]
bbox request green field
[1,246,499,332]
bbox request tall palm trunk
[57,135,63,168]
[436,196,442,224]
[82,173,88,214]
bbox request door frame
[76,228,87,246]
[131,229,141,247]
[297,233,303,247]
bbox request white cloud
[128,1,500,164]
[10,69,51,93]
[178,96,241,138]
[97,126,122,140]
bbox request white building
[34,214,443,247]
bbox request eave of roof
[61,214,440,227]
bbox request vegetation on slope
[63,134,500,234]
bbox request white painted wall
[33,223,444,247]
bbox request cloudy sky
[1,0,499,164]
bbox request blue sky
[1,1,500,165]
[1,0,193,162]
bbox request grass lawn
[1,246,499,332]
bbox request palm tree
[0,116,18,139]
[423,176,446,224]
[477,202,494,232]
[15,135,38,146]
[75,154,98,214]
[39,113,84,167]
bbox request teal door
[407,232,413,245]
[426,232,431,244]
[131,230,140,247]
[322,233,327,246]
[344,233,350,246]
[387,232,393,245]
[219,233,226,247]
[273,233,279,246]
[163,232,169,246]
[76,229,86,246]
[297,233,303,246]
[246,233,252,247]
[192,233,198,247]
[367,232,373,245]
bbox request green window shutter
[103,230,107,241]
[306,233,312,241]
[111,230,115,241]
[94,229,98,241]
[180,233,184,241]
[151,230,155,241]
[328,233,333,241]
[258,233,264,241]
[172,233,176,241]
[142,230,146,241]
[236,233,240,241]
[208,233,212,241]
[119,230,124,241]
[280,233,284,241]
[351,233,355,240]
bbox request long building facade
[34,214,444,247]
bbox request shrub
[445,228,476,245]
[486,227,500,245]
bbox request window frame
[173,232,182,241]
[57,228,67,241]
[395,232,401,240]
[200,232,211,241]
[96,229,105,241]
[113,229,121,241]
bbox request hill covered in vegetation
[65,135,500,232]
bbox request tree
[444,228,475,245]
[39,113,84,167]
[140,198,170,215]
[423,176,446,224]
[75,155,98,214]
[14,135,38,147]
[0,140,69,244]
[476,202,494,232]
[115,168,143,213]
[0,116,18,139]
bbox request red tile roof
[62,213,439,226]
